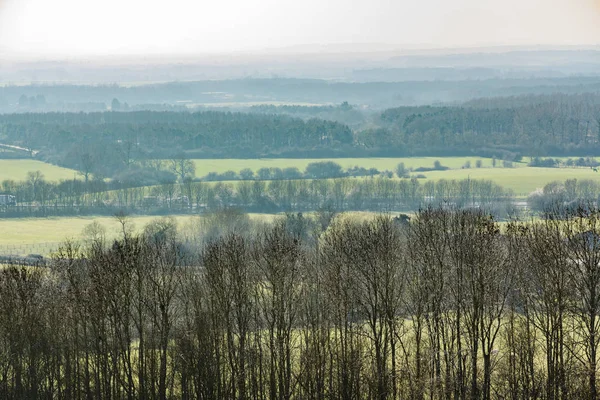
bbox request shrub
[414,161,449,172]
[270,168,285,180]
[239,168,254,180]
[305,161,344,179]
[282,167,303,179]
[257,167,272,180]
[220,170,239,181]
[396,162,408,178]
[204,172,220,181]
[528,157,559,168]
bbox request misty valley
[3,8,600,397]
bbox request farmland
[0,213,278,255]
[421,166,600,195]
[0,213,276,245]
[189,156,507,176]
[3,156,600,197]
[0,215,190,246]
[188,157,599,195]
[0,159,78,181]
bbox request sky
[0,0,600,59]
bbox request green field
[0,160,78,182]
[0,215,187,246]
[421,166,600,195]
[1,157,598,197]
[0,213,277,251]
[190,157,507,176]
[188,157,598,195]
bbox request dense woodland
[4,208,600,399]
[377,93,600,156]
[3,94,600,182]
[0,111,354,176]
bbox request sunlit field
[3,157,600,200]
[0,214,279,247]
[422,166,600,195]
[0,215,187,246]
[187,157,597,195]
[188,157,506,176]
[0,160,78,182]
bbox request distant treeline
[3,208,600,398]
[0,111,353,175]
[4,76,600,109]
[4,94,600,178]
[375,93,600,156]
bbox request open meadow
[3,156,600,201]
[189,156,508,176]
[189,157,598,195]
[0,159,78,181]
[84,157,600,198]
[422,166,600,195]
[0,213,278,255]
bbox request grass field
[0,213,277,252]
[0,160,78,182]
[2,157,599,197]
[187,157,597,195]
[0,212,396,254]
[422,166,600,195]
[190,157,508,176]
[0,215,189,246]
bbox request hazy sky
[1,0,600,59]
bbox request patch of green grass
[188,157,591,195]
[189,157,505,177]
[0,214,277,249]
[0,160,78,182]
[421,166,600,195]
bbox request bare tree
[169,155,196,183]
[254,222,304,400]
[204,233,256,399]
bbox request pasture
[0,213,277,255]
[0,160,78,182]
[188,157,597,195]
[1,156,599,200]
[422,166,600,195]
[189,156,508,176]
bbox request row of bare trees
[2,208,600,399]
[2,174,514,218]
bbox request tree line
[5,93,600,183]
[376,94,600,157]
[380,94,600,157]
[3,207,600,398]
[3,76,600,110]
[1,174,514,218]
[0,111,353,177]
